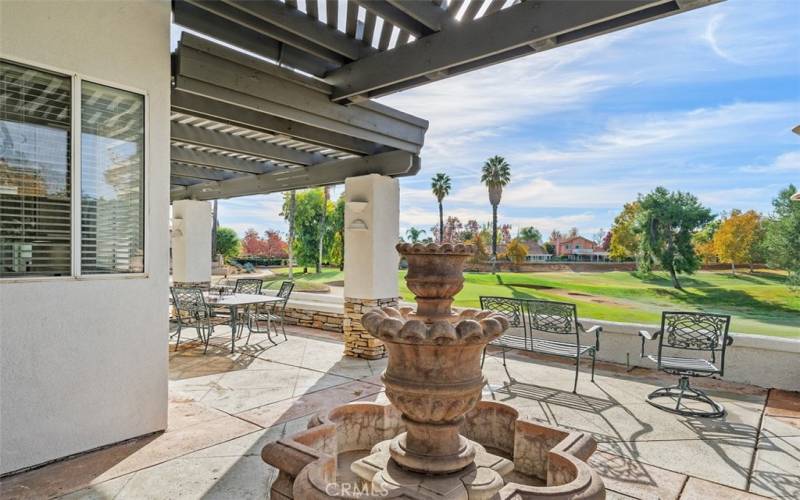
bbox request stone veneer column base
[343,297,398,359]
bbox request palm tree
[405,227,426,243]
[481,155,511,258]
[431,173,452,243]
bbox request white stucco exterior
[0,1,171,474]
[343,174,400,300]
[171,200,212,284]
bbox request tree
[481,155,511,259]
[609,201,641,261]
[317,186,330,273]
[763,184,800,286]
[431,173,452,244]
[519,226,542,243]
[548,229,563,243]
[215,227,240,259]
[693,219,720,265]
[263,230,288,259]
[600,231,612,251]
[713,210,762,275]
[282,188,324,273]
[405,227,426,243]
[241,228,265,256]
[329,232,344,269]
[468,234,489,264]
[326,195,345,269]
[499,224,513,245]
[284,190,297,279]
[634,187,713,289]
[505,238,528,265]
[462,219,480,241]
[567,227,580,238]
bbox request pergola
[169,0,719,201]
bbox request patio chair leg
[572,358,580,393]
[203,325,211,354]
[501,349,515,386]
[174,324,182,351]
[266,317,277,346]
[591,351,596,382]
[481,347,486,368]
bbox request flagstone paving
[1,326,797,499]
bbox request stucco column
[171,200,213,287]
[343,174,400,359]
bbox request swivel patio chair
[171,287,230,354]
[245,281,295,345]
[480,297,602,393]
[639,311,733,418]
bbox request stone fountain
[262,243,605,499]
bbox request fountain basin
[262,401,605,499]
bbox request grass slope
[270,268,799,337]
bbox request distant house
[554,236,609,261]
[523,240,552,262]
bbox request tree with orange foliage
[713,210,763,275]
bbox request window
[0,59,145,278]
[81,82,144,274]
[0,61,72,277]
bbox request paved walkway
[2,326,798,499]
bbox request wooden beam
[172,89,387,156]
[171,146,274,175]
[171,121,326,166]
[171,162,245,181]
[326,0,719,101]
[172,1,336,77]
[386,0,449,31]
[356,1,434,38]
[172,150,420,201]
[175,35,428,152]
[222,0,374,61]
[184,0,346,65]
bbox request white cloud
[740,151,800,173]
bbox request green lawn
[268,267,799,338]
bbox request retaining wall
[271,293,799,391]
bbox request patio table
[204,293,283,353]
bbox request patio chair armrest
[638,329,661,358]
[582,325,603,351]
[725,335,734,347]
[638,329,660,341]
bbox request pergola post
[342,174,400,359]
[171,200,213,288]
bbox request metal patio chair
[170,287,229,354]
[639,311,733,418]
[480,297,602,393]
[246,281,295,345]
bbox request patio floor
[2,326,799,499]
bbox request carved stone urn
[361,242,510,475]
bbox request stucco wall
[0,1,171,474]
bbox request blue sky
[216,0,800,241]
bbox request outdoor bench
[479,296,602,393]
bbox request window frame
[0,56,149,282]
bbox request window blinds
[0,61,72,277]
[80,81,145,274]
